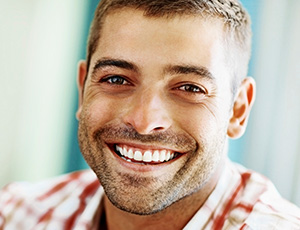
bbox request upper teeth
[116,145,176,163]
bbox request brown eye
[178,84,206,94]
[101,75,129,85]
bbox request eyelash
[100,75,130,85]
[177,84,207,94]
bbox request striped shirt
[1,159,300,230]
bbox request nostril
[153,127,164,131]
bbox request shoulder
[0,170,99,204]
[0,170,101,229]
[225,162,300,229]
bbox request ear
[76,60,88,120]
[227,77,256,139]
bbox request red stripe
[64,180,100,230]
[37,172,83,201]
[37,208,54,224]
[240,223,248,230]
[236,203,254,213]
[212,172,251,229]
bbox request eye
[178,84,206,94]
[100,75,130,85]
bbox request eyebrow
[91,58,214,82]
[164,65,215,82]
[92,58,139,75]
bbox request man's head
[76,0,255,215]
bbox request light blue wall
[65,1,99,172]
[228,0,261,163]
[0,1,89,186]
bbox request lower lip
[108,145,183,173]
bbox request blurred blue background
[1,0,299,206]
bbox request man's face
[78,9,234,215]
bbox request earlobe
[227,77,256,139]
[76,60,88,120]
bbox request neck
[102,165,223,230]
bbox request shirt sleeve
[0,183,25,229]
[0,171,102,230]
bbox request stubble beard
[78,116,227,215]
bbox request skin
[77,9,255,230]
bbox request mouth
[111,144,181,165]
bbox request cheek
[174,104,219,137]
[81,96,120,130]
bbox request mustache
[93,125,197,152]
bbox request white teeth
[116,145,123,155]
[116,145,177,163]
[159,150,166,162]
[134,151,143,161]
[128,149,134,159]
[123,147,128,157]
[143,151,152,162]
[166,151,171,161]
[152,151,160,162]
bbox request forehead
[91,8,228,78]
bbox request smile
[114,144,180,164]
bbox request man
[1,0,300,229]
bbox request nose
[122,89,172,134]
